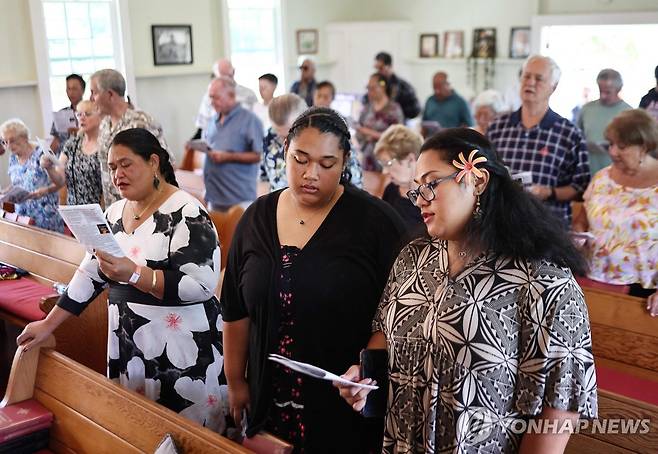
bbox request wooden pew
[0,217,107,375]
[2,338,250,453]
[565,286,658,453]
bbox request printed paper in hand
[52,110,77,134]
[58,204,125,257]
[268,354,378,390]
[186,139,212,153]
[36,137,58,165]
[0,185,31,204]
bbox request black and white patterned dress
[57,191,229,434]
[373,238,598,453]
[61,135,102,206]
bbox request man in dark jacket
[639,65,658,121]
[373,52,420,121]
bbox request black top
[381,182,425,236]
[639,87,658,109]
[221,185,406,451]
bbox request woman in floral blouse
[337,128,598,453]
[18,128,229,435]
[1,118,64,232]
[356,73,404,171]
[573,109,658,314]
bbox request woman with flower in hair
[337,128,598,453]
[222,107,406,452]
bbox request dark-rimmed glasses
[406,171,458,206]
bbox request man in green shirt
[577,68,631,175]
[421,71,474,129]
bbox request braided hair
[112,128,179,187]
[420,128,587,274]
[285,106,353,184]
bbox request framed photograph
[151,25,193,65]
[296,29,318,54]
[472,27,497,59]
[509,27,531,59]
[443,30,464,58]
[419,33,439,58]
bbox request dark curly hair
[420,128,587,275]
[285,106,353,185]
[112,128,178,187]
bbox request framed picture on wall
[151,25,193,65]
[443,30,464,58]
[509,27,531,59]
[419,33,439,58]
[296,29,318,54]
[472,27,496,59]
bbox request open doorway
[533,13,658,120]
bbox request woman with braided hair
[18,128,230,435]
[221,107,406,452]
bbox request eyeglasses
[300,65,310,70]
[0,137,22,147]
[377,158,398,168]
[75,111,96,119]
[406,172,458,206]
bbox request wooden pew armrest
[1,335,56,407]
[39,294,60,315]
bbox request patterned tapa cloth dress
[57,191,229,434]
[374,238,598,453]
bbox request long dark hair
[421,128,587,274]
[285,106,353,184]
[112,128,178,187]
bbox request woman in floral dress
[338,128,598,453]
[17,128,229,434]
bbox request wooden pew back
[0,218,107,375]
[2,340,250,454]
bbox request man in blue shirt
[487,55,590,228]
[203,77,264,212]
[422,72,473,128]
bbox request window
[224,0,284,97]
[42,0,121,109]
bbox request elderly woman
[357,73,404,171]
[18,128,229,434]
[261,93,362,192]
[41,100,103,206]
[473,89,505,135]
[337,128,598,453]
[573,109,658,314]
[222,107,406,452]
[374,124,425,232]
[0,118,64,232]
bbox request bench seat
[0,279,55,324]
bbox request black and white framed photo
[509,27,531,59]
[419,33,439,58]
[151,25,193,66]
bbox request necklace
[130,189,161,220]
[290,187,341,226]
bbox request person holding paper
[49,73,85,155]
[40,100,103,206]
[336,128,598,453]
[0,118,64,232]
[17,128,230,436]
[221,107,406,452]
[572,109,658,311]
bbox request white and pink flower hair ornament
[452,149,488,183]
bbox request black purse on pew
[359,349,388,418]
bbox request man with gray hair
[577,68,631,175]
[202,76,263,211]
[487,55,590,228]
[91,68,171,207]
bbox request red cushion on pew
[596,364,658,406]
[576,276,630,294]
[0,279,54,322]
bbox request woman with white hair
[0,118,64,232]
[472,89,505,135]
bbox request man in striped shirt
[487,55,590,228]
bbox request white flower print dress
[56,190,228,433]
